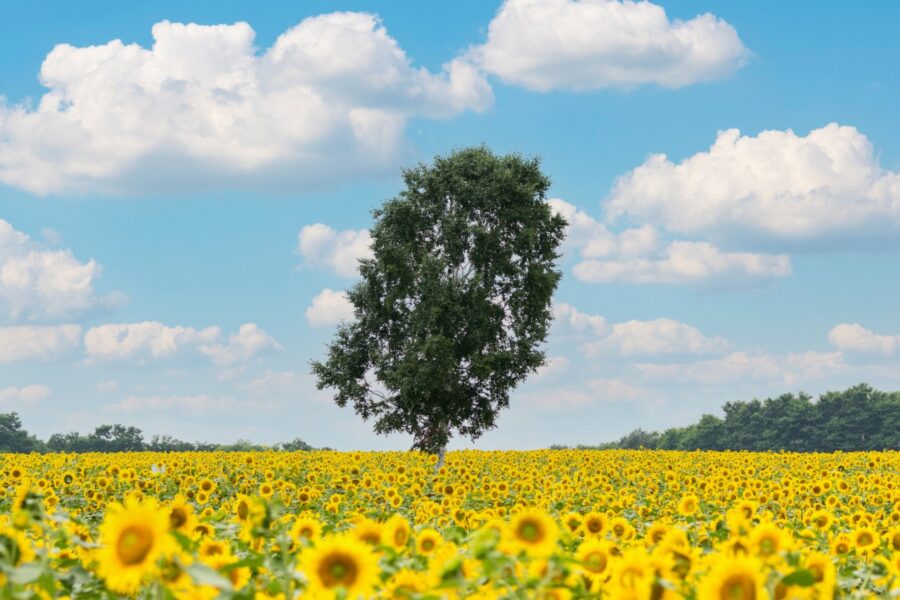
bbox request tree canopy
[576,384,900,452]
[312,146,567,454]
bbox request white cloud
[552,302,609,338]
[551,199,791,285]
[522,386,594,409]
[0,384,51,405]
[297,224,372,277]
[636,351,845,385]
[306,289,355,327]
[553,302,726,357]
[84,321,220,360]
[242,370,302,395]
[0,220,115,319]
[573,241,792,285]
[107,394,238,415]
[829,323,899,355]
[198,323,281,366]
[585,378,647,401]
[583,318,728,356]
[0,14,492,196]
[0,324,82,362]
[532,356,570,382]
[607,124,900,244]
[472,0,748,92]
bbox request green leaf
[780,569,816,587]
[186,563,234,589]
[9,562,44,585]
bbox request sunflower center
[318,552,358,588]
[583,551,608,573]
[759,537,777,556]
[237,501,249,520]
[116,525,154,566]
[857,532,873,546]
[518,519,544,543]
[720,574,755,600]
[586,519,602,533]
[169,507,187,529]
[421,538,435,551]
[393,528,408,546]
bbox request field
[1,450,899,598]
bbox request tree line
[562,383,900,452]
[0,415,317,453]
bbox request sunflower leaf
[781,569,816,587]
[186,563,234,589]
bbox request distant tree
[0,412,41,453]
[312,147,566,460]
[89,424,145,452]
[586,383,900,452]
[279,437,314,451]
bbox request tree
[0,412,41,453]
[312,147,566,458]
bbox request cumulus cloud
[0,324,82,362]
[550,199,790,286]
[472,0,749,92]
[297,224,372,277]
[0,384,51,405]
[0,14,492,195]
[532,356,570,382]
[524,378,647,409]
[573,241,792,285]
[0,220,116,319]
[553,302,726,357]
[84,321,278,365]
[585,378,648,402]
[636,351,845,385]
[198,323,281,366]
[829,323,899,355]
[242,370,302,395]
[84,321,220,360]
[306,289,355,327]
[583,318,728,357]
[552,302,610,339]
[607,124,900,244]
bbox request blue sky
[0,0,897,449]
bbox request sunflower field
[0,450,899,599]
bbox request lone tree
[311,147,566,458]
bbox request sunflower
[697,555,768,600]
[382,514,412,552]
[852,527,879,554]
[581,511,607,538]
[96,498,172,594]
[299,534,380,598]
[353,518,383,546]
[416,527,443,555]
[678,494,699,517]
[166,496,197,535]
[829,534,852,557]
[575,538,613,589]
[507,509,559,557]
[748,522,790,559]
[291,515,323,544]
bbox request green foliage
[0,412,41,452]
[593,383,900,452]
[0,414,316,453]
[312,146,567,454]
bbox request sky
[0,0,898,450]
